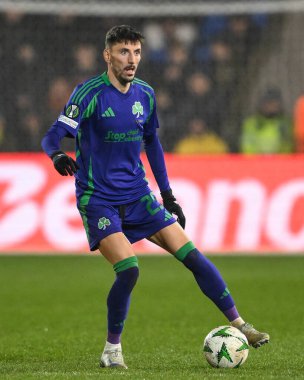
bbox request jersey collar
[101,71,111,86]
[101,71,134,98]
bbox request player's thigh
[98,232,135,265]
[77,201,135,263]
[149,222,190,255]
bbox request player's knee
[113,256,139,289]
[117,266,139,289]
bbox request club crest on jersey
[132,101,144,118]
[65,104,80,119]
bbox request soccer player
[41,25,269,369]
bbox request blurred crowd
[1,10,301,154]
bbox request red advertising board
[1,153,304,254]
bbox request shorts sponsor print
[77,191,176,251]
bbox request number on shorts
[140,192,163,216]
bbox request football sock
[107,257,139,344]
[175,242,239,321]
[230,316,246,328]
[107,332,121,345]
[224,306,241,322]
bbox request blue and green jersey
[48,71,167,204]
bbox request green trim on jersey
[80,212,90,242]
[113,256,139,273]
[76,129,82,158]
[174,241,196,261]
[82,90,102,119]
[71,75,100,104]
[79,157,94,207]
[138,162,149,183]
[141,88,154,123]
[71,75,103,105]
[78,157,94,242]
[101,71,111,86]
[77,79,104,105]
[133,77,153,91]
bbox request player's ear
[103,49,110,63]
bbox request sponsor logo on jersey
[98,217,111,230]
[102,107,115,117]
[104,129,143,143]
[132,101,144,118]
[65,104,80,119]
[58,115,78,129]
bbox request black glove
[51,151,79,176]
[161,189,186,229]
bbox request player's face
[105,41,141,85]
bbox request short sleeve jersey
[52,72,159,205]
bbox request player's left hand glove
[51,151,79,176]
[161,189,186,229]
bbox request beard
[118,74,134,85]
[112,64,136,85]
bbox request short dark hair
[105,25,144,48]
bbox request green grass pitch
[0,255,303,379]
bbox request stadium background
[1,0,304,254]
[1,2,304,379]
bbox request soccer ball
[203,325,249,368]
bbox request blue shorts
[77,191,176,251]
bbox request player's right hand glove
[161,189,186,229]
[51,151,79,176]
